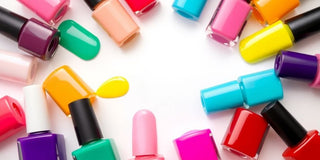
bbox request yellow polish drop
[96,76,129,98]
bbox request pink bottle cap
[132,109,158,156]
[173,129,220,160]
[0,96,26,141]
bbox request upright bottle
[240,6,320,63]
[18,0,70,24]
[261,101,320,160]
[17,85,66,160]
[83,0,139,46]
[131,110,164,160]
[0,6,60,60]
[69,98,120,160]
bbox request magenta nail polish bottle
[0,6,60,60]
[17,85,66,160]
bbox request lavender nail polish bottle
[0,6,59,60]
[17,85,66,160]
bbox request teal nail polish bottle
[68,98,120,160]
[172,0,207,21]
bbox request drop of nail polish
[96,76,129,98]
[58,20,100,60]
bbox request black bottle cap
[286,7,320,42]
[84,0,103,10]
[261,101,307,147]
[0,6,27,42]
[69,98,103,146]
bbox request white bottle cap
[23,85,50,133]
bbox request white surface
[0,0,320,160]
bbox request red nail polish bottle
[261,101,320,160]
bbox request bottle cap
[69,98,102,146]
[261,101,307,147]
[275,50,318,82]
[23,85,51,133]
[132,109,158,156]
[286,7,320,42]
[84,0,103,10]
[0,6,27,42]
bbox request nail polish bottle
[173,129,220,160]
[0,96,25,142]
[172,0,207,21]
[206,0,251,46]
[0,6,60,60]
[18,0,70,24]
[251,0,299,25]
[125,0,159,16]
[17,85,67,160]
[69,98,120,160]
[131,110,164,160]
[83,0,139,46]
[43,65,96,116]
[240,6,320,63]
[0,50,37,84]
[222,108,269,159]
[261,101,320,160]
[274,50,320,88]
[201,69,283,113]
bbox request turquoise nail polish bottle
[68,98,120,160]
[172,0,207,20]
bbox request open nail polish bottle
[18,0,70,24]
[83,0,139,46]
[0,50,37,84]
[262,101,320,160]
[69,98,120,160]
[0,6,60,60]
[222,108,269,159]
[240,6,320,63]
[131,110,164,160]
[17,85,66,160]
[201,69,283,113]
[274,50,320,88]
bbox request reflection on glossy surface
[59,20,100,60]
[43,65,95,116]
[96,76,129,98]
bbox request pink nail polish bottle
[131,109,164,160]
[206,0,251,46]
[0,50,38,84]
[18,0,70,24]
[174,129,220,160]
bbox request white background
[0,0,320,159]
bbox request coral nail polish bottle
[131,110,164,160]
[43,65,96,116]
[0,6,60,60]
[0,50,38,84]
[240,6,320,63]
[17,85,66,160]
[18,0,70,24]
[173,129,220,160]
[201,69,283,113]
[274,50,320,88]
[261,101,320,160]
[0,96,25,142]
[222,108,269,159]
[69,98,120,160]
[83,0,139,46]
[125,0,159,16]
[172,0,207,21]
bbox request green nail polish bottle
[68,98,120,160]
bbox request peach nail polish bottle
[84,0,140,46]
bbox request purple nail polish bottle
[274,50,320,88]
[0,6,60,60]
[17,85,66,160]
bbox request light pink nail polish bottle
[131,109,164,160]
[0,50,38,84]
